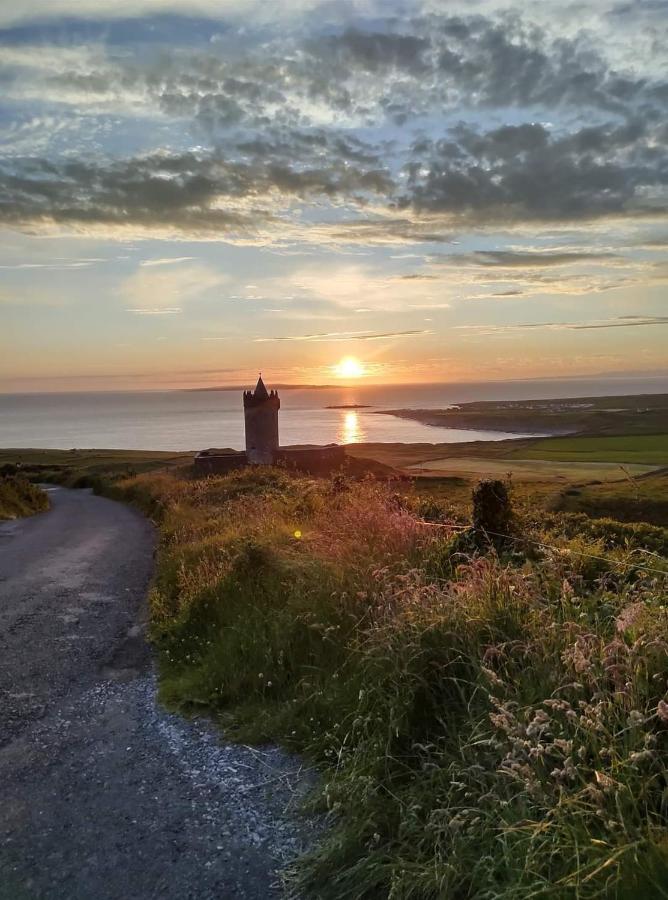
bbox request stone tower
[243,375,280,465]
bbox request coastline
[374,408,557,436]
[374,393,668,438]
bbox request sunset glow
[334,357,366,380]
[0,1,666,393]
[341,410,362,444]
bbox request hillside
[102,466,668,898]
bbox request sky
[0,0,667,392]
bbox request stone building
[194,375,346,475]
[243,376,280,464]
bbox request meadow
[101,465,668,899]
[510,434,668,466]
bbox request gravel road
[0,487,312,900]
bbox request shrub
[472,478,514,548]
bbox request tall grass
[0,474,49,520]
[115,467,668,898]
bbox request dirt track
[0,487,310,900]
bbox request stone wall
[194,450,247,475]
[276,444,346,475]
[194,444,347,477]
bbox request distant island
[325,404,372,409]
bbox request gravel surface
[0,487,314,899]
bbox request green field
[510,433,668,466]
[407,456,657,482]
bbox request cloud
[119,261,229,309]
[254,329,433,342]
[126,307,182,314]
[0,7,666,249]
[402,121,668,225]
[401,245,667,299]
[454,250,620,268]
[139,256,195,266]
[456,315,668,335]
[0,0,335,28]
[0,148,392,238]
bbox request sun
[334,356,366,379]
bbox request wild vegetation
[0,473,49,520]
[104,465,668,899]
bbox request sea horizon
[2,375,667,452]
[3,372,668,397]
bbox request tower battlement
[243,388,280,409]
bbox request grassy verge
[0,448,194,488]
[0,474,49,520]
[106,466,668,898]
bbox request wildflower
[543,698,572,713]
[615,602,645,633]
[629,749,654,765]
[657,699,668,723]
[483,645,505,664]
[481,665,504,687]
[627,710,645,727]
[594,770,616,790]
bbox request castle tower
[243,375,280,465]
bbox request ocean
[1,376,666,452]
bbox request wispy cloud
[139,257,196,267]
[126,307,182,315]
[456,316,668,335]
[0,260,102,269]
[254,329,433,342]
[119,262,229,309]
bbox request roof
[254,375,269,399]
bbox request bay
[1,376,666,451]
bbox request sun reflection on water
[339,410,364,444]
